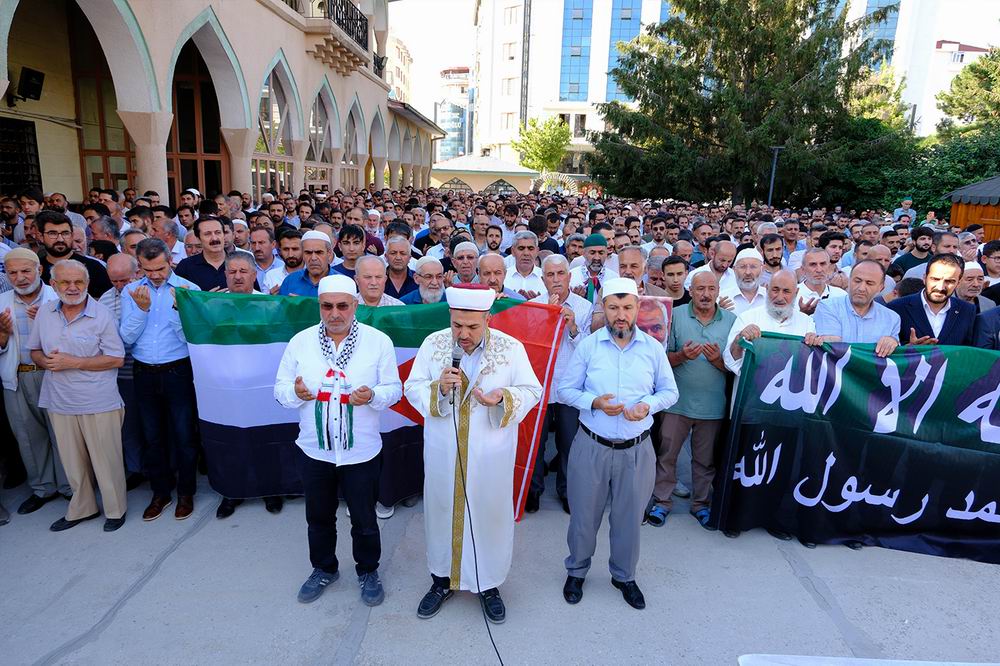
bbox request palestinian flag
[175,290,565,519]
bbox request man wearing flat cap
[275,275,402,607]
[558,277,679,611]
[404,284,542,624]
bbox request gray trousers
[3,370,70,498]
[565,428,655,582]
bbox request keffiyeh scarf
[314,322,359,451]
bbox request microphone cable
[451,384,504,666]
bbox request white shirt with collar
[796,282,846,306]
[920,291,948,338]
[504,266,547,297]
[170,239,185,265]
[530,291,593,404]
[569,264,619,289]
[641,239,673,255]
[685,264,737,293]
[721,285,767,315]
[724,304,816,375]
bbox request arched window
[305,96,333,193]
[441,178,473,193]
[252,69,294,201]
[341,112,360,190]
[483,178,517,195]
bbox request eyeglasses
[418,272,444,281]
[44,230,73,239]
[320,302,354,312]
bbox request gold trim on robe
[449,371,471,589]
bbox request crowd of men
[0,183,996,617]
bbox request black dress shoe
[845,540,864,550]
[264,496,284,514]
[17,493,57,515]
[480,588,506,624]
[799,538,817,549]
[563,575,584,604]
[767,528,793,541]
[216,498,243,519]
[525,492,540,513]
[125,473,146,491]
[417,584,454,619]
[50,512,100,532]
[104,514,126,532]
[611,579,646,610]
[723,529,740,538]
[561,497,570,515]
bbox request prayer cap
[583,233,607,248]
[964,262,984,274]
[602,277,639,298]
[318,274,357,297]
[453,241,479,255]
[5,247,39,265]
[446,283,495,311]
[734,248,764,265]
[302,230,332,246]
[232,219,249,229]
[183,188,202,198]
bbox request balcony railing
[328,0,368,50]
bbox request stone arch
[441,177,472,192]
[401,127,413,164]
[0,0,160,111]
[413,133,424,167]
[258,49,305,142]
[311,76,343,150]
[387,120,401,162]
[165,6,251,129]
[369,108,387,159]
[484,179,518,195]
[345,95,366,158]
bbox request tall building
[385,34,413,103]
[472,0,671,177]
[842,0,1000,135]
[0,0,441,202]
[434,66,471,162]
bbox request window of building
[501,77,516,95]
[253,68,294,201]
[560,0,593,101]
[501,112,516,130]
[503,42,517,61]
[574,114,586,137]
[0,118,42,192]
[441,177,473,192]
[504,6,520,25]
[558,113,571,126]
[484,179,518,195]
[952,51,966,63]
[865,0,899,63]
[607,0,643,101]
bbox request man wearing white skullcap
[720,248,767,315]
[558,277,679,611]
[275,273,402,607]
[404,284,542,624]
[278,230,336,297]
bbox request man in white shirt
[503,231,546,300]
[250,227,284,289]
[685,239,737,293]
[263,229,303,294]
[355,255,404,308]
[151,216,185,266]
[724,270,819,376]
[569,233,619,301]
[796,248,846,315]
[527,254,592,515]
[274,275,402,607]
[721,248,767,315]
[640,216,673,256]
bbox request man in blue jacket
[886,253,975,346]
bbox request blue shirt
[119,273,199,364]
[559,326,679,440]
[400,289,447,305]
[813,294,900,344]
[278,268,333,297]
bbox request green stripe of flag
[177,289,526,347]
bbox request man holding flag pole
[274,275,402,607]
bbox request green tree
[848,64,909,129]
[587,0,897,203]
[511,117,571,173]
[937,48,1000,124]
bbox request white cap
[318,274,357,297]
[446,285,496,311]
[601,277,639,298]
[302,230,332,246]
[734,248,764,265]
[414,255,442,272]
[453,241,479,256]
[183,188,202,198]
[964,261,984,274]
[232,219,249,229]
[367,209,380,218]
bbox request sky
[388,0,476,119]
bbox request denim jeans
[133,358,199,497]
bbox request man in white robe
[404,284,542,624]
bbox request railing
[373,54,386,78]
[328,0,368,50]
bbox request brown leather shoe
[142,495,173,522]
[175,495,194,520]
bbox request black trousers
[133,358,199,497]
[530,403,580,499]
[299,448,382,577]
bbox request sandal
[645,505,669,527]
[691,508,712,530]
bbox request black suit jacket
[886,293,975,346]
[974,306,1000,350]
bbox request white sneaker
[376,502,394,519]
[672,481,691,499]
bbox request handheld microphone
[450,343,463,405]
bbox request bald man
[685,240,737,292]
